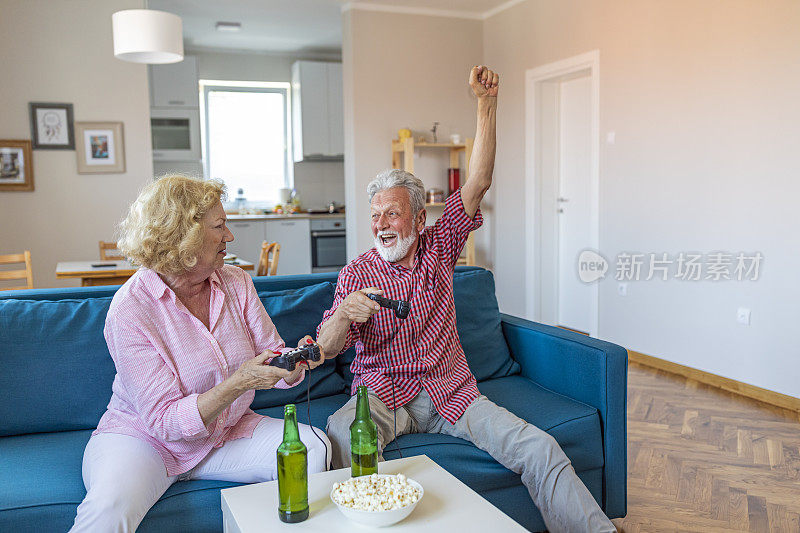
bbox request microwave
[150,108,201,161]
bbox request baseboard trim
[628,350,800,413]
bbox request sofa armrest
[500,313,627,519]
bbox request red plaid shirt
[318,189,482,423]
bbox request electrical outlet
[606,131,616,145]
[737,307,751,325]
[617,282,628,296]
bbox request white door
[556,75,592,333]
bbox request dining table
[56,259,254,287]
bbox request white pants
[69,417,330,533]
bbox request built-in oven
[310,218,346,273]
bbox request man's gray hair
[366,169,426,214]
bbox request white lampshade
[112,9,184,64]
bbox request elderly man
[317,66,615,532]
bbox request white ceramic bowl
[330,475,424,527]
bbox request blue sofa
[0,267,626,532]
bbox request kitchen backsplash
[292,160,345,210]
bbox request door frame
[524,50,600,337]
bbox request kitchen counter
[226,213,345,221]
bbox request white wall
[191,48,344,209]
[484,0,800,397]
[0,0,151,289]
[342,9,486,261]
[192,48,340,83]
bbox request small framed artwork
[0,140,34,192]
[75,122,126,174]
[29,102,75,149]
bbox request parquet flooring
[613,362,800,532]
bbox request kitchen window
[200,81,292,205]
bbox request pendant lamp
[112,9,184,64]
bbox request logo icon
[577,249,608,283]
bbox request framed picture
[0,140,34,192]
[75,122,125,174]
[29,102,75,149]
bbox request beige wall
[0,0,152,289]
[484,0,800,397]
[343,10,486,260]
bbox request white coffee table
[221,454,526,531]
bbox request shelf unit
[390,137,476,266]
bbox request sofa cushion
[382,375,603,489]
[453,269,519,381]
[251,283,346,409]
[336,269,520,388]
[255,393,351,431]
[0,429,241,532]
[0,298,117,436]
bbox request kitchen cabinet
[227,220,266,269]
[150,108,202,161]
[326,62,344,156]
[291,61,343,161]
[149,56,202,168]
[266,219,311,275]
[149,56,199,108]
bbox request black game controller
[268,343,322,371]
[368,293,411,319]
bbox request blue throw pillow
[336,269,519,389]
[0,298,118,436]
[252,282,346,409]
[453,269,520,381]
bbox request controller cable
[389,370,402,459]
[301,358,330,471]
[369,283,415,461]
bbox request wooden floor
[613,362,800,533]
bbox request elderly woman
[70,175,330,532]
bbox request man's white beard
[374,230,417,263]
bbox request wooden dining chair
[0,250,34,291]
[257,241,281,276]
[99,240,124,261]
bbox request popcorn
[331,473,421,512]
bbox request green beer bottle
[350,386,378,477]
[277,404,309,523]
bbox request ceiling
[149,0,514,54]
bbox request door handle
[557,197,569,202]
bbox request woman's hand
[298,335,326,370]
[233,350,294,391]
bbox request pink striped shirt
[94,265,302,476]
[318,189,482,424]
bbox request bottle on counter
[289,188,301,213]
[350,386,378,477]
[235,188,246,214]
[277,404,309,523]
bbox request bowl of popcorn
[330,473,423,527]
